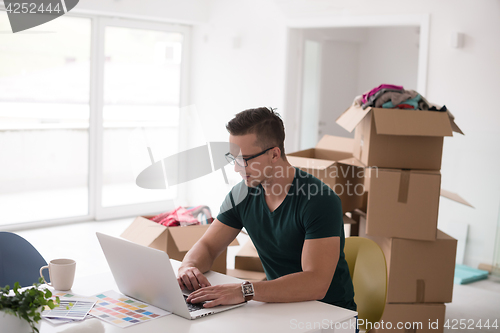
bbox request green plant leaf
[0,279,59,333]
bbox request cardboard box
[368,303,446,333]
[359,218,457,304]
[226,269,267,282]
[364,167,441,241]
[343,213,358,237]
[234,238,264,273]
[336,105,463,170]
[287,135,366,213]
[121,216,238,274]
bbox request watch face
[242,283,254,295]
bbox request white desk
[40,261,357,333]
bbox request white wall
[183,0,287,214]
[311,26,419,140]
[320,40,359,138]
[75,0,212,24]
[357,27,419,94]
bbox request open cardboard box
[358,215,457,304]
[368,303,446,333]
[287,135,366,213]
[336,105,463,170]
[121,216,238,274]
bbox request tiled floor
[12,218,500,332]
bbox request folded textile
[351,86,447,113]
[382,94,422,110]
[374,90,418,108]
[362,88,405,109]
[361,84,404,104]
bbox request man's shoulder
[225,180,258,208]
[292,168,341,207]
[294,168,334,193]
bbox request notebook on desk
[96,232,245,320]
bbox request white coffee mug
[40,259,76,291]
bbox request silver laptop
[96,232,245,320]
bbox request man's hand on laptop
[186,284,245,308]
[178,266,211,291]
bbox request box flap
[315,135,354,153]
[168,225,210,252]
[440,189,474,208]
[372,108,454,137]
[446,110,464,135]
[336,105,371,133]
[287,155,335,170]
[337,157,366,168]
[437,229,457,241]
[168,225,239,252]
[343,215,357,225]
[120,216,166,246]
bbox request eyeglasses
[225,147,276,167]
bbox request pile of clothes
[150,205,213,227]
[353,84,447,112]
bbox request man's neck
[261,162,296,201]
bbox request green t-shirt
[217,168,356,311]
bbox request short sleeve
[302,187,343,240]
[216,183,248,230]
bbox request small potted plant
[0,277,59,333]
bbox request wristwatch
[241,281,254,301]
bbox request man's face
[229,133,274,187]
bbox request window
[0,12,190,227]
[0,14,91,226]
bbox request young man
[178,107,356,311]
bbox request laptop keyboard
[184,295,205,312]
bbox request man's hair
[226,107,286,159]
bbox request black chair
[0,232,50,288]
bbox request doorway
[284,15,430,152]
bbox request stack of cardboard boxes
[284,104,469,332]
[335,104,465,333]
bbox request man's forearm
[252,271,331,303]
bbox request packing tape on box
[398,170,411,204]
[416,279,425,303]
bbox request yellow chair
[345,236,387,332]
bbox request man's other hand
[177,266,211,291]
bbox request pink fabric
[151,206,200,227]
[361,84,404,104]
